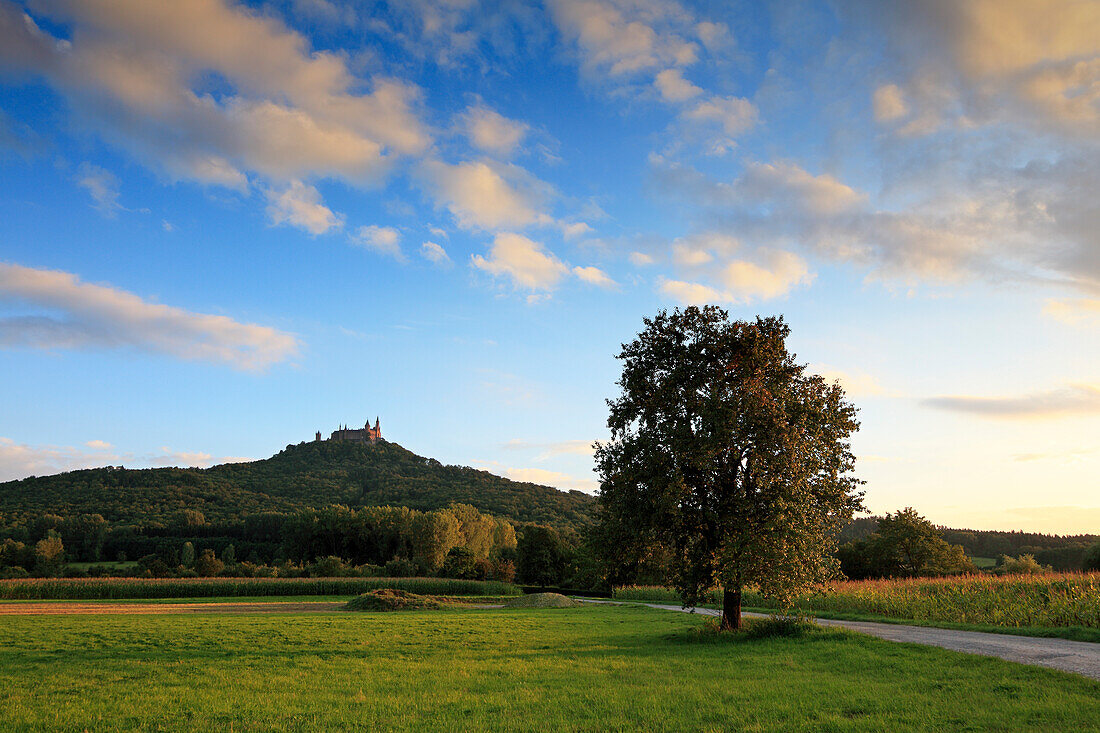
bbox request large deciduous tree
[595,307,864,629]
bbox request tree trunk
[721,585,742,630]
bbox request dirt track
[0,601,346,615]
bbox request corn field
[0,576,521,600]
[615,573,1100,629]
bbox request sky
[0,0,1098,535]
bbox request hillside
[0,439,595,532]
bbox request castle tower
[315,431,321,442]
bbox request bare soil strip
[580,599,1100,682]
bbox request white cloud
[629,251,655,266]
[718,249,812,301]
[502,438,598,460]
[736,161,865,215]
[1043,298,1100,327]
[76,162,123,217]
[0,437,119,482]
[851,0,1100,136]
[471,232,569,291]
[461,105,529,157]
[418,159,552,231]
[502,465,596,491]
[683,94,758,136]
[265,181,342,235]
[649,156,1078,286]
[658,247,811,305]
[872,83,908,122]
[149,448,214,468]
[659,278,725,305]
[420,241,451,265]
[0,262,299,370]
[351,225,405,260]
[0,436,252,481]
[548,0,699,79]
[573,265,617,289]
[0,0,429,192]
[923,383,1100,419]
[811,365,895,399]
[561,221,594,239]
[654,68,702,102]
[672,242,713,266]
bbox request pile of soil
[503,592,580,609]
[344,589,444,612]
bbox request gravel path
[580,599,1100,681]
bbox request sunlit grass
[0,605,1097,731]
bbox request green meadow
[1,604,1098,731]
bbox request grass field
[0,604,1098,731]
[0,576,520,599]
[615,573,1100,634]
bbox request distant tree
[1083,543,1100,572]
[839,508,974,579]
[137,554,171,577]
[181,541,196,568]
[34,531,65,577]
[595,308,864,629]
[440,546,480,579]
[410,511,461,572]
[997,554,1051,575]
[490,558,516,584]
[177,509,206,528]
[872,508,974,577]
[0,538,33,571]
[517,525,569,587]
[221,544,236,565]
[194,549,225,577]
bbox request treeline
[0,502,608,588]
[0,440,595,532]
[838,515,1098,572]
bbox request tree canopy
[595,307,864,628]
[837,508,974,579]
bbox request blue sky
[1,0,1098,533]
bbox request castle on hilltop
[315,417,381,444]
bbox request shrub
[308,556,350,577]
[745,615,817,639]
[384,558,417,577]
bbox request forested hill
[0,440,595,531]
